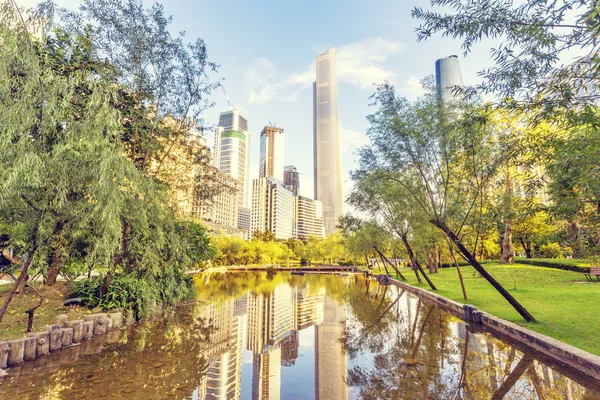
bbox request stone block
[463,304,482,324]
[0,342,9,369]
[82,320,94,340]
[42,324,60,332]
[106,318,113,331]
[56,314,68,328]
[66,320,83,343]
[60,328,73,347]
[49,329,62,351]
[27,331,50,356]
[108,312,123,329]
[7,339,25,366]
[23,337,37,361]
[84,313,108,335]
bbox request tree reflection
[343,282,596,400]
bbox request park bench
[584,267,600,282]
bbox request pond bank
[380,273,600,384]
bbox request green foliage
[413,0,600,125]
[538,242,572,259]
[514,258,590,273]
[75,271,192,320]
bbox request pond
[0,272,598,399]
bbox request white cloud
[384,19,403,28]
[340,128,370,152]
[243,37,405,104]
[397,75,427,98]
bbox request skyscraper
[259,125,285,181]
[313,49,343,235]
[283,165,300,196]
[435,55,464,103]
[213,110,251,208]
[315,297,347,400]
[251,177,295,240]
[293,196,324,240]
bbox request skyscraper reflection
[196,281,340,400]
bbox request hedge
[440,258,592,273]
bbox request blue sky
[20,0,497,203]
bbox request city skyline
[16,0,505,218]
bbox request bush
[538,242,564,258]
[514,258,590,273]
[75,272,192,320]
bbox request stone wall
[0,312,123,370]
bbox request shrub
[75,272,192,320]
[538,242,569,258]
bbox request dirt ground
[0,281,94,341]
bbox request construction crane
[221,79,232,109]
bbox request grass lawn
[0,282,94,341]
[381,262,600,356]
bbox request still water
[0,272,598,399]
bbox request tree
[413,0,600,126]
[0,12,145,321]
[348,170,437,289]
[364,79,535,321]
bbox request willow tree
[348,169,437,290]
[366,79,535,322]
[0,10,144,321]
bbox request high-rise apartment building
[213,110,251,209]
[237,206,251,239]
[251,177,295,240]
[259,126,285,181]
[435,55,464,103]
[283,165,300,196]
[293,196,324,240]
[313,49,343,235]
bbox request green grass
[385,263,600,356]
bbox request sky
[18,0,501,206]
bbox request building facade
[313,48,344,235]
[293,196,324,240]
[435,55,464,103]
[283,165,300,196]
[213,110,251,209]
[251,177,295,240]
[259,126,285,181]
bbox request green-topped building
[213,109,251,209]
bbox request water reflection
[0,272,597,400]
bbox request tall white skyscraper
[213,110,251,208]
[435,55,464,103]
[259,125,285,181]
[313,48,343,235]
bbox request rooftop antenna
[221,78,232,109]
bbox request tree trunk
[374,254,389,275]
[374,246,406,280]
[519,237,532,259]
[0,218,41,323]
[449,243,468,300]
[100,221,131,296]
[364,255,372,269]
[44,220,69,286]
[501,219,515,264]
[430,219,536,322]
[400,234,437,290]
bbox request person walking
[0,234,21,280]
